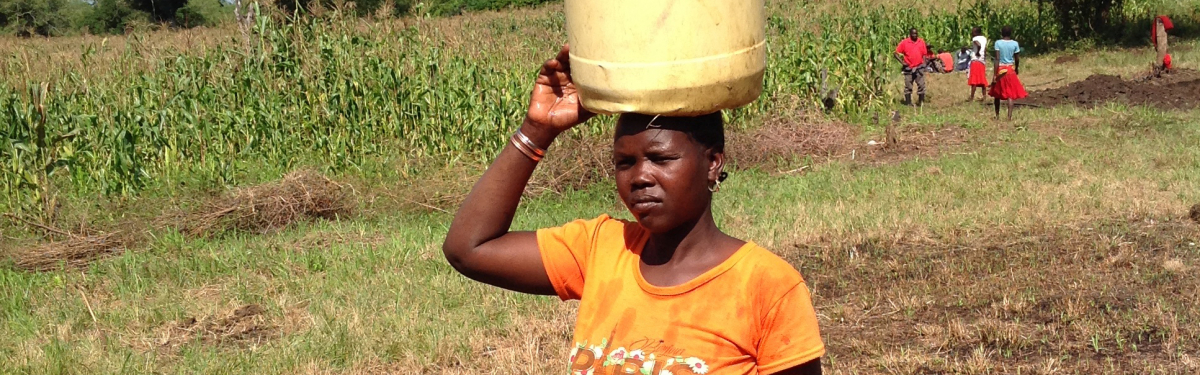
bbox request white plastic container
[565,0,767,116]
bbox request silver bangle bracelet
[510,132,543,162]
[513,130,547,158]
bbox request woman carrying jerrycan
[442,44,826,375]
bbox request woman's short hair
[615,112,725,154]
[1001,26,1013,38]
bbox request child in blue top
[988,26,1028,120]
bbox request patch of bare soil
[1023,68,1200,109]
[786,216,1200,373]
[155,304,279,351]
[729,117,972,173]
[728,117,858,172]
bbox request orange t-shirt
[937,52,954,72]
[537,215,825,375]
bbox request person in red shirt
[936,50,954,73]
[1153,16,1174,72]
[894,28,928,106]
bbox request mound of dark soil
[1023,69,1200,109]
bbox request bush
[176,0,233,28]
[127,0,188,21]
[83,0,148,34]
[1039,0,1128,41]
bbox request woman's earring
[708,180,721,193]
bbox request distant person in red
[894,28,928,106]
[937,50,954,73]
[967,26,989,102]
[1153,15,1174,72]
[989,26,1027,121]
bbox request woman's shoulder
[734,242,809,286]
[540,214,643,247]
[579,214,652,249]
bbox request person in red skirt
[967,27,989,102]
[989,26,1027,121]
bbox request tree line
[0,0,559,37]
[0,0,232,36]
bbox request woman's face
[612,124,722,233]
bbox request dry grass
[127,296,315,357]
[291,302,577,375]
[377,133,612,216]
[276,215,1198,374]
[527,132,614,195]
[0,26,238,84]
[4,230,134,271]
[3,170,351,271]
[788,216,1200,374]
[153,304,278,350]
[728,116,859,172]
[177,169,352,237]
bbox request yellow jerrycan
[565,0,767,116]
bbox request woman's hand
[525,44,594,140]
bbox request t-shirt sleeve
[536,215,606,301]
[895,42,904,54]
[757,282,826,374]
[1014,43,1021,54]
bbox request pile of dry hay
[3,226,135,271]
[177,170,350,237]
[5,170,351,271]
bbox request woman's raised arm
[441,45,594,294]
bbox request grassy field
[4,1,1200,374]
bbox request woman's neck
[641,209,732,266]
